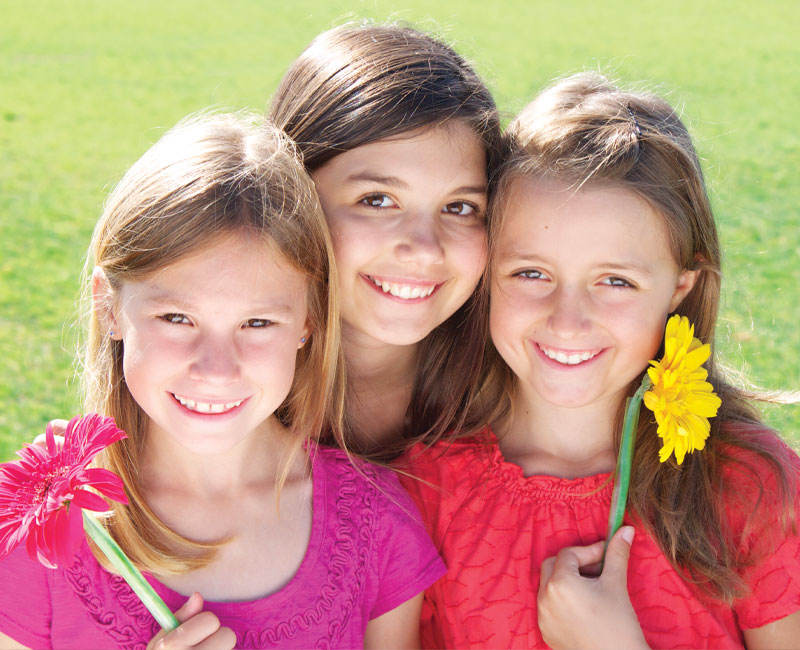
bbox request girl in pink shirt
[0,113,443,650]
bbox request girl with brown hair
[268,22,503,460]
[401,73,800,649]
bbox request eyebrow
[501,253,654,274]
[344,171,487,196]
[142,293,295,315]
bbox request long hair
[488,72,798,603]
[269,22,504,459]
[83,113,345,574]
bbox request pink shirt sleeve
[368,467,446,619]
[0,544,53,649]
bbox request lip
[169,393,250,418]
[361,273,443,302]
[532,342,607,369]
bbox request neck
[495,384,622,479]
[141,416,303,498]
[341,325,420,450]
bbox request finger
[552,539,606,577]
[538,556,556,590]
[193,626,237,650]
[174,592,204,623]
[601,526,635,580]
[48,419,69,436]
[163,611,222,649]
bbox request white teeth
[541,345,599,365]
[173,394,243,414]
[370,276,435,300]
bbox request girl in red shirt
[401,72,800,649]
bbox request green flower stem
[603,374,653,563]
[82,511,179,631]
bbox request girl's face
[490,178,697,414]
[312,121,488,348]
[99,232,311,455]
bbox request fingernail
[621,526,635,544]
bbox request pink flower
[0,414,128,568]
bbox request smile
[538,344,602,366]
[366,275,437,300]
[171,393,244,414]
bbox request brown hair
[488,72,798,603]
[83,112,345,573]
[269,22,503,458]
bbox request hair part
[82,112,345,574]
[269,21,504,458]
[486,72,798,604]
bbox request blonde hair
[487,72,797,603]
[83,113,345,573]
[269,22,503,459]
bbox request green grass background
[1,0,798,460]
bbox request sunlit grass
[1,0,797,459]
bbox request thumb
[174,592,204,623]
[602,526,634,580]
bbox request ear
[297,319,313,349]
[92,267,121,339]
[668,268,699,313]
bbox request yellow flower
[643,315,722,465]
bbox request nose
[394,211,446,266]
[547,285,592,339]
[188,331,241,385]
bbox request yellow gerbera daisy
[643,315,722,464]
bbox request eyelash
[601,277,636,289]
[358,194,482,218]
[159,315,273,328]
[515,270,548,281]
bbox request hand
[147,593,237,650]
[537,526,649,650]
[32,419,68,446]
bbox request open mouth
[171,393,244,415]
[537,343,602,366]
[365,275,438,300]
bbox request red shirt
[399,427,800,649]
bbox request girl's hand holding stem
[537,526,649,650]
[147,593,236,650]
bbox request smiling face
[311,121,488,348]
[490,177,697,415]
[100,232,310,455]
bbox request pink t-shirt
[0,445,445,650]
[399,426,800,649]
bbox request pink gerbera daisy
[0,414,128,568]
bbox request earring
[109,330,115,338]
[300,337,306,343]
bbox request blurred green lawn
[1,0,798,460]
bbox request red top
[398,427,800,649]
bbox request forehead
[495,176,675,263]
[320,121,486,180]
[120,232,307,308]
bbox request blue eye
[602,277,635,288]
[161,313,190,324]
[516,269,548,281]
[245,319,272,328]
[360,193,396,208]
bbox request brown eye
[443,201,477,216]
[360,193,395,208]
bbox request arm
[537,526,649,650]
[743,609,800,650]
[0,631,30,649]
[363,593,423,650]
